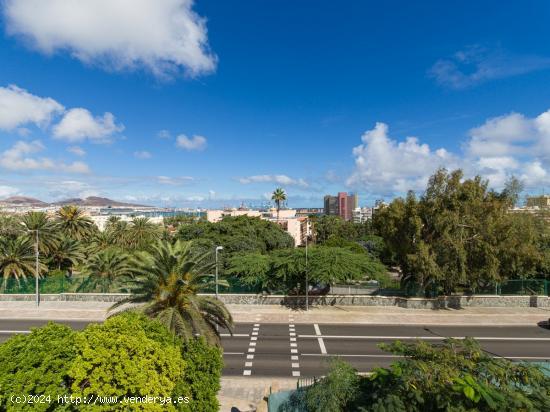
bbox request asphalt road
[1,319,550,378]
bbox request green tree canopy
[373,168,546,293]
[227,246,387,292]
[176,216,294,256]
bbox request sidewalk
[219,377,296,412]
[0,301,549,325]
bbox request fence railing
[1,275,549,297]
[328,279,550,298]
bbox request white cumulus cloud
[3,0,217,78]
[67,146,86,156]
[52,108,124,143]
[0,84,64,130]
[239,174,309,188]
[134,150,152,159]
[0,140,90,173]
[156,176,194,185]
[347,122,457,194]
[348,109,550,196]
[176,134,207,151]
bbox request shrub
[0,323,77,411]
[177,338,223,412]
[68,313,185,411]
[305,359,359,412]
[0,313,224,412]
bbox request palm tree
[0,214,24,238]
[20,211,59,255]
[86,231,115,255]
[48,237,85,275]
[111,240,234,346]
[56,205,95,240]
[0,236,46,287]
[271,187,287,220]
[79,248,132,293]
[125,217,162,250]
[106,219,130,248]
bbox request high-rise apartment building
[324,192,357,221]
[323,195,339,216]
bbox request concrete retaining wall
[1,293,549,309]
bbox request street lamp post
[20,224,40,307]
[34,229,39,307]
[215,246,224,299]
[305,234,308,311]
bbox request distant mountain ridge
[0,196,48,206]
[0,195,150,208]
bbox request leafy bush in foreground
[0,313,224,412]
[300,339,550,412]
[0,323,76,411]
[68,313,185,411]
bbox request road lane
[1,319,549,377]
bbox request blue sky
[1,0,550,207]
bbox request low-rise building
[352,207,373,223]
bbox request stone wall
[1,293,549,309]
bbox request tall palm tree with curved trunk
[20,211,59,255]
[56,205,95,241]
[111,240,234,346]
[0,236,47,287]
[79,248,132,293]
[272,187,287,220]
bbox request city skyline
[1,1,550,207]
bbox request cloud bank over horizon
[347,108,550,198]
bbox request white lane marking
[243,323,260,376]
[220,333,249,337]
[314,324,327,355]
[289,322,301,377]
[298,335,550,341]
[301,353,402,358]
[223,352,245,355]
[0,330,30,334]
[300,353,550,360]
